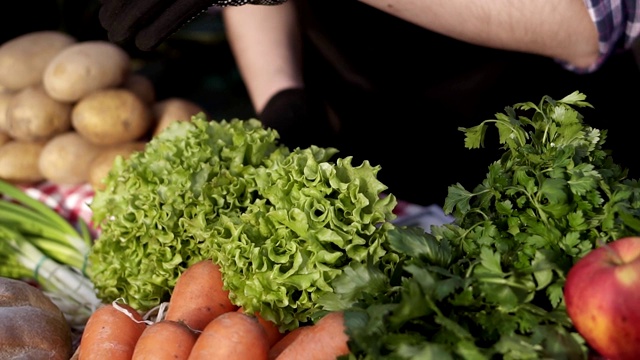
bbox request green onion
[0,183,92,254]
[0,180,101,329]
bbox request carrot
[268,326,311,360]
[187,311,270,360]
[78,302,147,360]
[165,259,237,331]
[274,311,350,360]
[131,320,198,360]
[238,307,284,347]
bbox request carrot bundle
[77,260,351,359]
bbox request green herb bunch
[0,180,101,329]
[334,92,640,359]
[88,115,398,330]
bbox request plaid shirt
[569,0,640,72]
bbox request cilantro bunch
[333,92,640,359]
[88,115,398,330]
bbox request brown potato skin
[122,73,156,105]
[152,97,205,136]
[0,277,72,360]
[5,85,72,142]
[43,41,130,102]
[0,92,14,133]
[0,131,10,147]
[0,31,76,91]
[0,140,46,184]
[38,132,103,185]
[72,89,152,146]
[89,141,146,191]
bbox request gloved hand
[259,88,337,150]
[98,0,288,51]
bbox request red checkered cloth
[21,181,97,237]
[22,182,452,237]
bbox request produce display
[1,30,639,360]
[75,91,640,359]
[0,30,206,189]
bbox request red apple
[564,236,640,360]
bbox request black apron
[295,0,640,206]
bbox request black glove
[259,88,337,150]
[98,0,288,51]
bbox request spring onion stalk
[0,226,102,327]
[28,235,87,270]
[0,186,92,256]
[0,205,89,258]
[0,253,33,280]
[0,180,101,329]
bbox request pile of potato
[0,31,207,191]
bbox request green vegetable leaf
[478,248,503,275]
[344,91,640,360]
[89,115,399,330]
[442,184,473,215]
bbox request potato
[0,92,13,133]
[88,141,146,191]
[0,140,46,184]
[122,73,156,105]
[153,97,205,136]
[5,85,72,141]
[72,89,152,145]
[0,131,9,147]
[0,31,76,91]
[38,132,103,185]
[43,41,130,102]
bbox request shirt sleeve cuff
[560,0,633,73]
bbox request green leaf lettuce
[88,115,398,330]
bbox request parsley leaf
[338,92,640,359]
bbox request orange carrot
[78,302,147,360]
[187,311,270,360]
[268,326,311,360]
[165,259,237,331]
[238,307,284,347]
[274,311,350,360]
[131,320,198,360]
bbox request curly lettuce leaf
[201,147,399,329]
[88,115,399,329]
[89,116,288,310]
